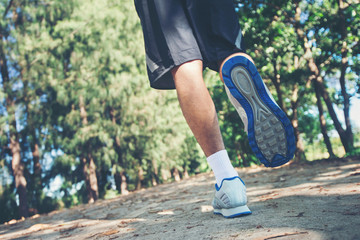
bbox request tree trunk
[316,76,353,152]
[172,168,181,182]
[114,170,129,194]
[114,170,121,193]
[151,159,159,186]
[31,141,42,209]
[111,109,130,194]
[31,143,41,179]
[1,27,28,218]
[314,80,335,158]
[79,96,99,203]
[136,167,144,190]
[151,175,158,186]
[11,138,29,218]
[81,156,99,203]
[291,84,306,162]
[338,0,354,152]
[88,155,98,201]
[120,171,129,195]
[183,166,189,179]
[271,57,287,112]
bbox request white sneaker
[220,54,296,167]
[212,176,251,218]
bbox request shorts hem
[150,55,204,90]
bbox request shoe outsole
[221,55,296,167]
[213,205,252,218]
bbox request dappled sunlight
[246,160,360,205]
[1,159,359,239]
[157,210,174,215]
[246,227,325,240]
[1,218,146,239]
[201,205,214,213]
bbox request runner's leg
[171,60,224,157]
[172,60,239,186]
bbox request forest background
[0,0,359,224]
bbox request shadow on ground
[1,158,359,240]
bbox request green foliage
[16,0,205,208]
[0,0,359,223]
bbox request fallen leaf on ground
[254,231,309,240]
[100,229,119,236]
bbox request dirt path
[1,158,360,240]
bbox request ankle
[207,150,238,186]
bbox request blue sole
[214,211,252,218]
[221,56,296,167]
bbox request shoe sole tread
[221,56,296,167]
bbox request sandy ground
[1,157,360,240]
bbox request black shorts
[134,0,245,89]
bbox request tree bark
[31,142,42,205]
[136,167,144,190]
[79,96,99,203]
[183,166,189,179]
[151,175,158,186]
[151,159,159,186]
[291,84,306,162]
[88,155,98,201]
[314,80,335,158]
[338,0,354,151]
[111,109,129,194]
[172,168,181,182]
[114,170,129,194]
[271,57,287,112]
[81,156,99,203]
[120,171,129,195]
[1,27,29,218]
[315,76,353,152]
[11,138,29,218]
[114,170,121,193]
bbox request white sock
[207,150,238,187]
